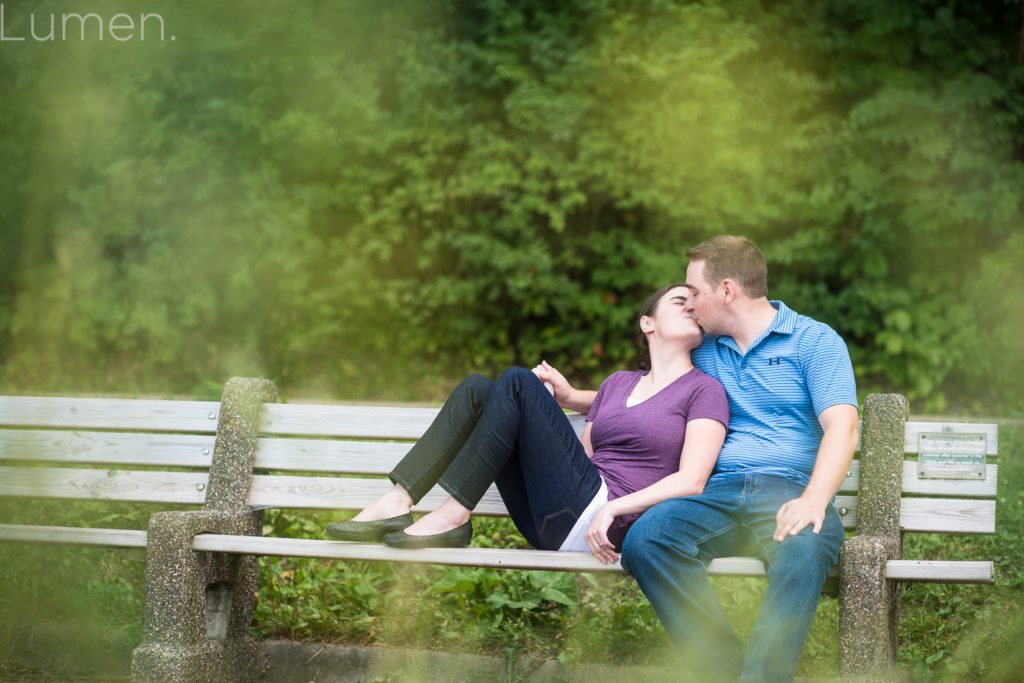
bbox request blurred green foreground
[2,1,1024,680]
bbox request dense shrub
[0,0,1021,412]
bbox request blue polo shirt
[691,301,858,486]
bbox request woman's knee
[497,366,535,386]
[454,373,495,403]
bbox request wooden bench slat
[247,477,992,534]
[903,421,999,455]
[0,466,207,504]
[261,404,441,439]
[0,430,216,468]
[0,524,147,548]
[252,445,1000,498]
[260,404,588,440]
[188,535,994,584]
[5,428,996,500]
[3,466,994,535]
[0,397,221,433]
[836,460,997,498]
[885,559,993,584]
[0,524,989,586]
[254,438,411,474]
[899,497,995,534]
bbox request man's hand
[774,403,859,542]
[773,495,827,541]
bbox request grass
[1,423,1022,681]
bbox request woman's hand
[531,360,567,400]
[585,503,620,564]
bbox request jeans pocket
[538,508,578,550]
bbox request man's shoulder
[774,302,847,347]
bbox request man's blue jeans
[620,473,845,682]
[390,367,602,550]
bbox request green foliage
[0,0,1021,412]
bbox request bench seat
[0,380,1000,681]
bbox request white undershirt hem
[557,478,609,552]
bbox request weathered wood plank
[0,430,216,468]
[260,404,587,440]
[0,524,147,548]
[253,445,998,497]
[899,497,996,534]
[188,535,994,584]
[836,460,997,498]
[903,421,998,456]
[2,466,994,535]
[260,404,440,439]
[6,428,996,500]
[254,438,411,474]
[884,559,993,584]
[0,397,220,433]
[0,524,990,585]
[0,466,207,504]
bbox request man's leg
[620,476,750,680]
[740,476,845,683]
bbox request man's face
[684,260,723,334]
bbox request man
[535,235,859,681]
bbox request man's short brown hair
[685,235,768,299]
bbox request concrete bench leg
[132,377,276,682]
[838,393,907,681]
[839,535,902,681]
[131,510,263,682]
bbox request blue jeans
[620,473,844,682]
[390,367,602,550]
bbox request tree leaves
[0,0,1021,411]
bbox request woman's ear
[640,316,654,334]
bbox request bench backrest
[0,395,998,538]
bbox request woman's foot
[399,498,471,537]
[325,512,412,542]
[325,484,415,541]
[350,485,414,522]
[382,520,473,549]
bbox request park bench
[0,377,998,681]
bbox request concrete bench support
[131,378,277,683]
[838,393,908,680]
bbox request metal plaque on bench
[918,433,987,480]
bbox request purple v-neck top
[586,368,729,548]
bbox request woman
[325,284,728,564]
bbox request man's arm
[773,403,860,541]
[531,361,597,414]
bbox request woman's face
[644,286,704,348]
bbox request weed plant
[2,425,1022,680]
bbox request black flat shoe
[381,520,473,549]
[325,513,413,542]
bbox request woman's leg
[351,374,495,522]
[407,367,601,549]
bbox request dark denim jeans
[390,367,602,550]
[620,473,845,683]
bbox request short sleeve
[685,374,730,427]
[586,375,612,422]
[800,325,858,417]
